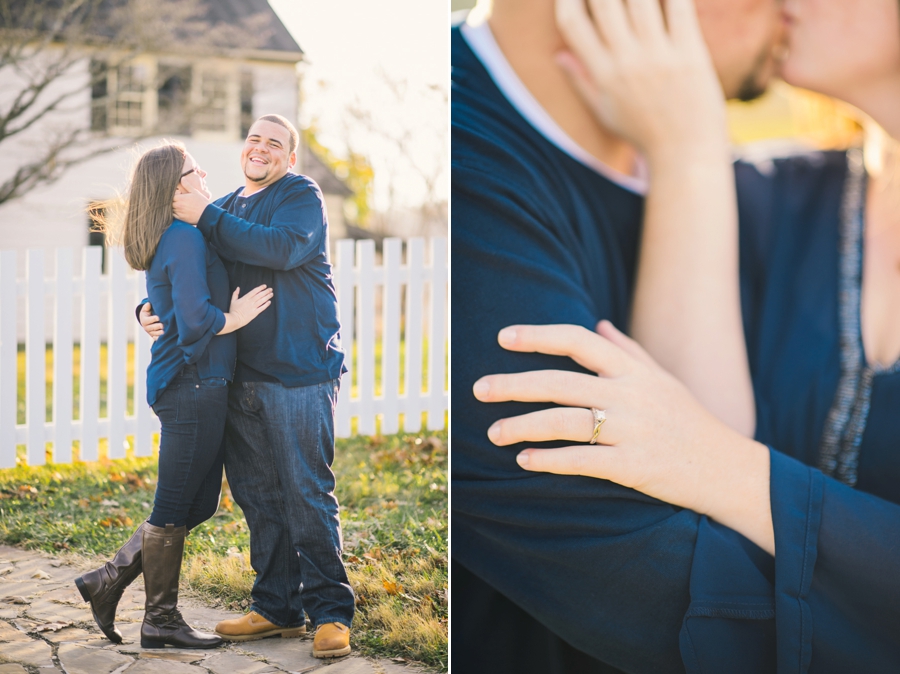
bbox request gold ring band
[589,408,606,444]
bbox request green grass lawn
[0,430,448,670]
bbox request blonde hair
[97,141,186,271]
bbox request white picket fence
[0,237,447,469]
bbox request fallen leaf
[382,579,403,595]
[32,570,51,580]
[35,621,72,632]
[219,494,234,512]
[2,596,29,604]
[345,555,361,564]
[100,499,120,507]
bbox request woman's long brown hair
[99,141,187,271]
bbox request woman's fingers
[587,0,635,53]
[246,284,269,297]
[516,444,620,481]
[488,406,616,446]
[556,0,614,83]
[498,324,632,377]
[595,320,657,368]
[625,0,667,44]
[474,369,610,408]
[664,0,703,48]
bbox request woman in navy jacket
[475,0,900,670]
[74,143,272,650]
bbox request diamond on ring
[589,408,606,445]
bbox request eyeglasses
[181,166,199,178]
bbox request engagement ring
[589,408,606,445]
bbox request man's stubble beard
[244,164,269,184]
[733,43,778,103]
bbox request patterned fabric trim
[817,149,869,486]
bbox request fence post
[356,240,376,435]
[0,251,16,468]
[107,250,128,459]
[381,238,402,435]
[26,249,46,466]
[53,248,74,464]
[334,240,354,438]
[404,238,425,433]
[80,246,102,462]
[427,238,447,431]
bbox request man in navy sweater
[452,1,786,672]
[143,114,353,658]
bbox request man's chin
[244,168,269,183]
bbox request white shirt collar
[238,184,269,198]
[460,18,648,195]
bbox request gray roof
[4,0,302,58]
[302,146,354,197]
[203,0,302,55]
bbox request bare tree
[0,0,272,204]
[344,69,448,237]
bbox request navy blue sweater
[145,221,234,406]
[452,25,900,674]
[196,172,345,387]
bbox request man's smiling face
[241,119,296,188]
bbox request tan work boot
[214,610,306,642]
[312,622,351,658]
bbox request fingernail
[487,422,500,443]
[497,328,517,346]
[473,379,490,399]
[516,451,530,468]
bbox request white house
[0,0,352,339]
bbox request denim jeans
[224,378,354,629]
[149,364,227,530]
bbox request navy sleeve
[161,226,226,363]
[195,180,325,270]
[768,449,900,671]
[452,151,780,672]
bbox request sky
[267,0,449,213]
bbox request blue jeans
[224,378,354,629]
[149,364,226,529]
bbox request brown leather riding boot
[75,521,145,643]
[140,523,222,649]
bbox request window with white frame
[90,58,253,139]
[195,71,229,133]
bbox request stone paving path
[0,545,417,674]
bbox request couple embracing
[454,0,900,671]
[75,114,353,658]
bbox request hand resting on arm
[138,285,273,340]
[474,321,774,554]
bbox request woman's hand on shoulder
[555,0,728,162]
[474,321,766,526]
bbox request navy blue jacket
[451,25,900,674]
[144,220,234,406]
[196,172,345,387]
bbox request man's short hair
[255,114,299,154]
